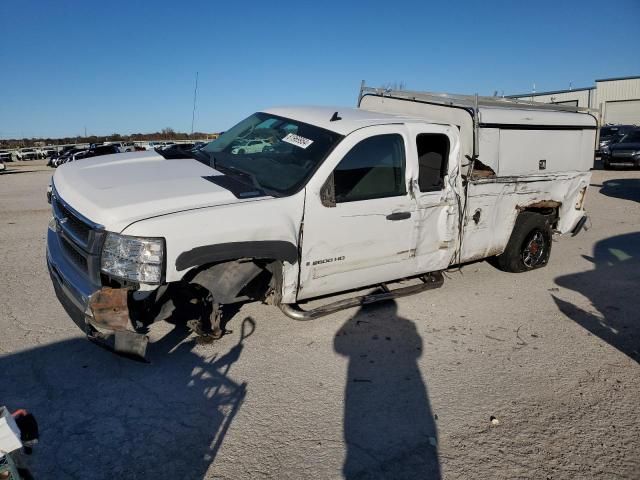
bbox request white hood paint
[52,151,270,232]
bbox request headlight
[101,233,165,284]
[601,145,610,154]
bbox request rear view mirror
[320,173,336,208]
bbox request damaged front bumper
[47,227,149,358]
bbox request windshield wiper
[216,163,281,198]
[185,147,212,165]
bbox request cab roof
[262,106,420,136]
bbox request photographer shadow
[334,301,440,479]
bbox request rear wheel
[495,212,553,273]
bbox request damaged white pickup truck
[47,85,596,358]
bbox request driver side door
[297,125,416,300]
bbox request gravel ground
[1,161,639,479]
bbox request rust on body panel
[517,199,562,211]
[88,287,131,331]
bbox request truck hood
[53,151,271,232]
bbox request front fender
[121,192,304,284]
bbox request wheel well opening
[518,201,561,228]
[183,258,282,305]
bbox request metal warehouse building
[508,75,640,125]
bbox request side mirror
[320,173,336,208]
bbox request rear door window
[416,134,449,192]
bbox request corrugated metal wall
[511,78,640,125]
[595,78,640,124]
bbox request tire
[238,149,245,155]
[495,212,553,273]
[603,157,612,170]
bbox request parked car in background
[603,128,640,169]
[158,143,196,159]
[102,142,124,152]
[17,148,39,161]
[54,144,121,166]
[104,142,134,152]
[42,148,58,158]
[51,147,88,167]
[48,146,77,167]
[73,144,121,162]
[598,125,636,156]
[145,141,163,151]
[231,138,272,154]
[0,150,12,162]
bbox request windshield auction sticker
[282,133,314,149]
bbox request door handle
[386,211,411,221]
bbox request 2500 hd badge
[310,256,346,266]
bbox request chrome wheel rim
[522,230,546,268]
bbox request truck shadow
[553,232,640,363]
[334,301,441,479]
[0,318,254,479]
[598,178,640,203]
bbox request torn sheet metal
[86,288,149,359]
[88,288,131,331]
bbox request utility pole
[191,72,199,135]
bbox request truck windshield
[201,112,343,196]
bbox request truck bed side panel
[459,172,591,264]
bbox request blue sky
[1,0,639,139]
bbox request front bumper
[608,157,639,167]
[48,227,149,358]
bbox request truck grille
[612,150,635,158]
[60,237,88,271]
[52,196,91,246]
[51,188,104,283]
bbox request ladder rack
[358,82,600,114]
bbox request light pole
[191,72,199,135]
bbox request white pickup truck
[47,85,596,358]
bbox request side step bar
[279,271,444,321]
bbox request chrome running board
[279,272,444,321]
